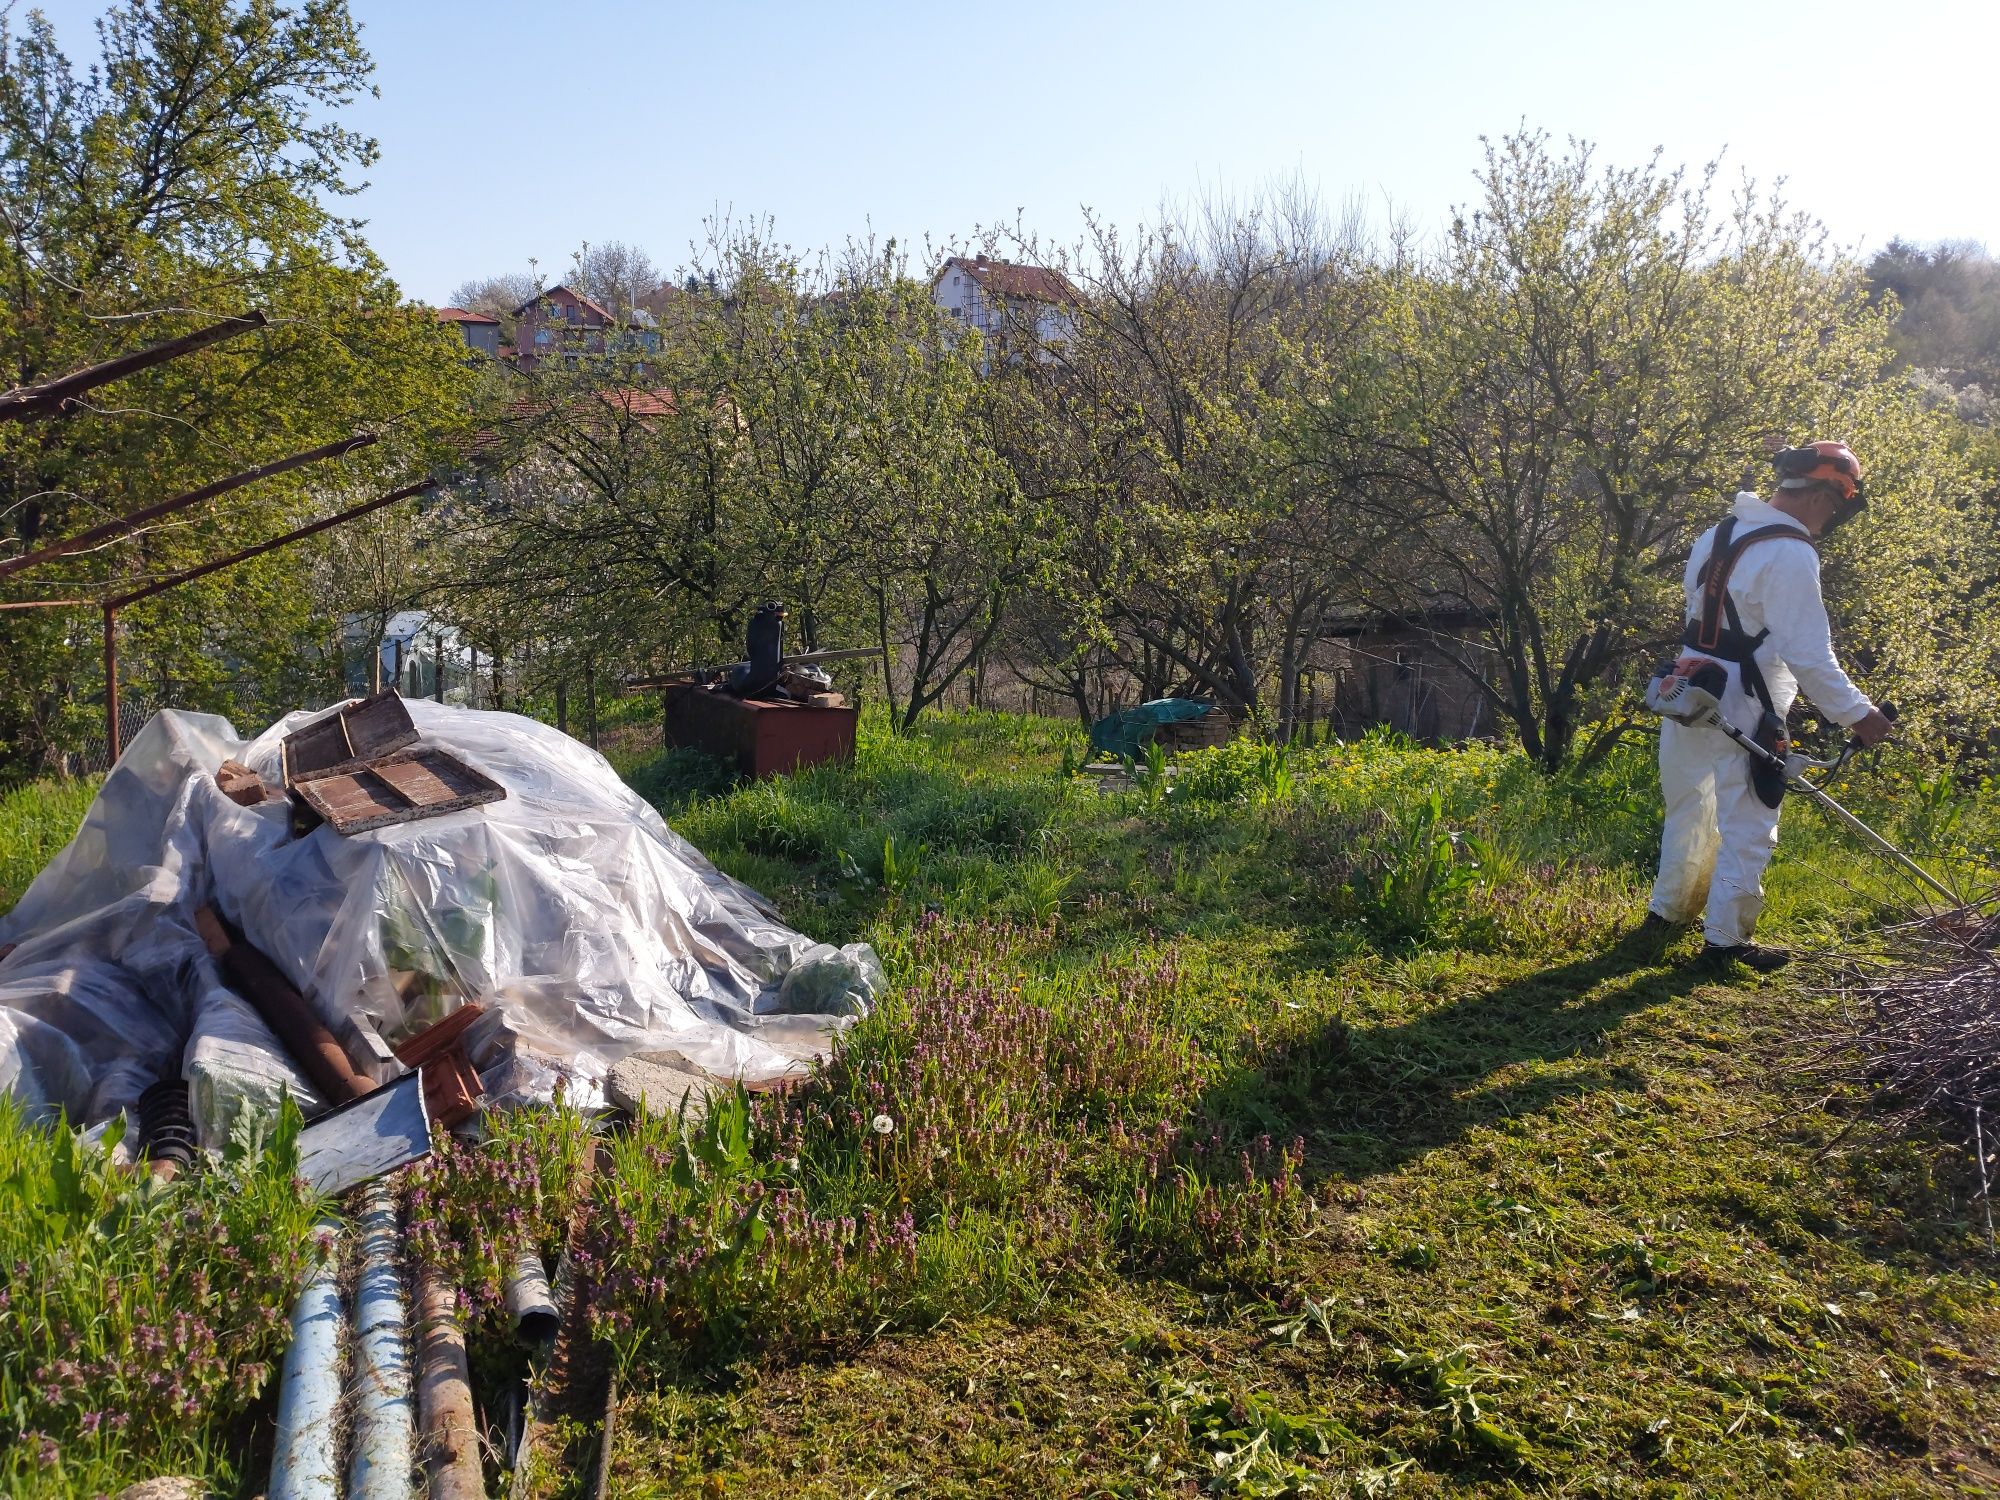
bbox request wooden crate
[281,691,419,784]
[1153,709,1237,752]
[291,745,506,836]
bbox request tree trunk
[873,589,902,729]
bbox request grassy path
[570,715,2000,1497]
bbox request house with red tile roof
[512,285,660,372]
[930,255,1081,366]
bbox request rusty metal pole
[103,603,120,765]
[414,1263,486,1500]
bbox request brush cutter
[1645,661,1962,906]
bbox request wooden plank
[345,692,421,760]
[292,747,506,836]
[283,692,417,784]
[282,712,356,785]
[374,757,456,805]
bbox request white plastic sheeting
[0,701,875,1128]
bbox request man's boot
[1631,911,1691,956]
[1702,941,1791,973]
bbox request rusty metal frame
[0,319,439,767]
[0,431,378,582]
[0,311,268,423]
[97,477,439,761]
[106,477,435,608]
[9,477,437,764]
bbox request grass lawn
[6,711,2000,1497]
[566,713,2000,1498]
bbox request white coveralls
[1647,492,1875,946]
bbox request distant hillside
[1868,239,2000,427]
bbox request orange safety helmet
[1773,440,1863,502]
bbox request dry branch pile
[1822,901,2000,1134]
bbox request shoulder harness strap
[1692,520,1814,652]
[1687,518,1816,716]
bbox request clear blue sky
[23,0,2000,301]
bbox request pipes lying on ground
[194,905,374,1104]
[504,1251,559,1345]
[415,1260,487,1500]
[347,1183,417,1500]
[268,1222,346,1500]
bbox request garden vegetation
[9,711,1999,1495]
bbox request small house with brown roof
[930,255,1080,366]
[435,306,502,358]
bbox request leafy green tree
[1007,193,1371,732]
[449,230,1037,729]
[0,0,470,775]
[1287,131,1987,768]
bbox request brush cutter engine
[1644,657,1730,725]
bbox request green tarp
[1088,698,1214,759]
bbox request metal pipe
[103,603,119,764]
[109,476,435,609]
[0,311,267,423]
[0,432,377,582]
[503,1251,559,1345]
[588,1370,619,1500]
[194,906,374,1103]
[626,645,881,689]
[348,1183,417,1500]
[1711,715,1965,907]
[415,1261,487,1500]
[268,1222,346,1500]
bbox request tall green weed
[0,1100,321,1492]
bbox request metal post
[555,680,567,734]
[585,660,598,750]
[434,632,444,703]
[103,603,120,765]
[0,311,268,424]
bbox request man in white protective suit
[1643,440,1895,971]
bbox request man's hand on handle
[1851,707,1895,748]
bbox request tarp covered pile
[0,700,878,1141]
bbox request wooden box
[290,745,507,836]
[281,691,420,784]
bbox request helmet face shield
[1823,481,1868,535]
